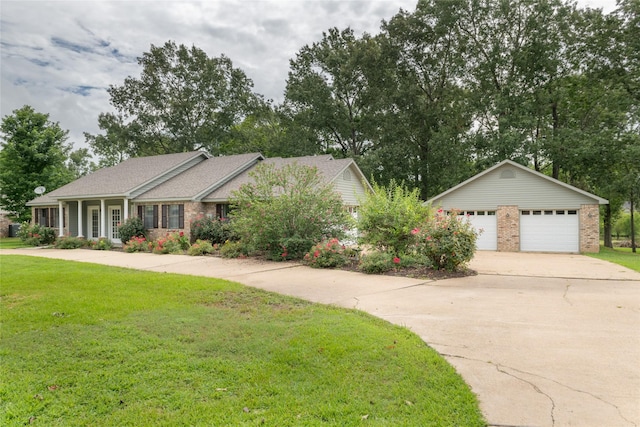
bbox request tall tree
[67,148,97,178]
[87,41,264,161]
[367,0,473,198]
[285,28,380,157]
[0,106,73,222]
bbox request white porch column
[100,199,106,238]
[58,201,64,237]
[77,200,84,237]
[123,198,129,221]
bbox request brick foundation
[579,204,600,253]
[497,205,520,252]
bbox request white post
[77,200,84,237]
[100,199,106,238]
[58,201,64,237]
[123,198,129,221]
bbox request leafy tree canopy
[0,106,74,221]
[87,40,266,163]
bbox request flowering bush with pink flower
[357,179,430,256]
[17,222,57,246]
[152,231,190,254]
[231,163,353,261]
[123,236,152,253]
[303,238,351,268]
[412,209,478,271]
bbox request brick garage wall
[497,205,520,252]
[579,204,600,253]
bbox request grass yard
[586,245,640,272]
[0,237,27,249]
[0,255,484,427]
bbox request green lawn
[0,255,484,426]
[0,237,27,249]
[586,245,640,272]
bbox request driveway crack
[440,352,636,427]
[562,283,572,305]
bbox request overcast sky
[0,0,618,152]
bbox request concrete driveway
[3,248,640,427]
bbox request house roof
[202,155,367,202]
[427,159,609,206]
[134,153,263,201]
[25,152,371,207]
[27,151,208,206]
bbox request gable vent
[500,169,516,179]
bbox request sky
[0,0,618,153]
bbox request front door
[87,207,100,240]
[108,206,122,243]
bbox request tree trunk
[603,204,613,248]
[631,189,636,253]
[551,101,560,180]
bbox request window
[138,205,159,229]
[161,204,184,229]
[35,208,64,228]
[216,204,230,219]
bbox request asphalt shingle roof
[27,151,206,205]
[202,155,355,201]
[136,153,263,200]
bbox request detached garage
[427,160,608,253]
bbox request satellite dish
[34,186,46,195]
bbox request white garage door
[520,210,579,252]
[464,211,497,250]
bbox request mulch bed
[339,260,477,281]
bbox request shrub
[230,162,353,261]
[118,217,147,244]
[152,231,190,255]
[359,251,396,274]
[413,210,478,271]
[17,222,57,246]
[123,236,152,253]
[272,235,313,261]
[187,239,215,256]
[304,238,349,268]
[88,238,113,251]
[190,216,235,244]
[357,179,431,255]
[219,240,251,258]
[55,236,86,249]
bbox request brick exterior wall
[579,204,600,253]
[0,212,11,238]
[497,205,520,252]
[135,201,218,241]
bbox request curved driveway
[3,248,640,427]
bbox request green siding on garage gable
[429,161,606,211]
